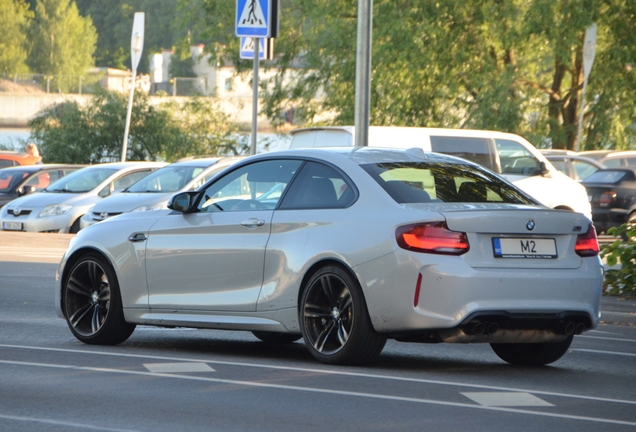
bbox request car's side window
[496,139,542,175]
[279,161,355,209]
[198,159,303,212]
[572,160,599,180]
[24,172,52,190]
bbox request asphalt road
[1,233,635,431]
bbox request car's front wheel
[299,265,386,365]
[490,334,574,366]
[63,252,135,345]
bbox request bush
[600,223,636,297]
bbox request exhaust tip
[561,322,575,336]
[466,322,486,336]
[486,322,499,335]
[575,323,586,335]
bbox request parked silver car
[1,162,165,233]
[55,147,602,366]
[79,156,244,230]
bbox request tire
[69,218,81,234]
[299,265,387,365]
[252,331,302,344]
[63,252,136,345]
[490,334,574,366]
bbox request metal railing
[1,73,210,97]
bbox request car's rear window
[361,162,534,204]
[46,167,118,193]
[583,170,631,184]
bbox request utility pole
[354,0,372,147]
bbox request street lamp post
[122,13,145,162]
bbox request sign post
[122,12,145,162]
[236,0,278,154]
[575,23,597,152]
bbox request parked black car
[582,168,636,233]
[0,164,83,208]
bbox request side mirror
[539,161,551,177]
[168,192,197,213]
[17,185,36,196]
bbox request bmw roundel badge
[526,220,535,231]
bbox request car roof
[255,146,478,166]
[0,151,42,165]
[289,126,531,141]
[544,154,605,167]
[0,163,84,173]
[599,151,636,159]
[164,158,223,168]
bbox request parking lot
[0,232,635,431]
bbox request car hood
[5,191,98,209]
[89,192,173,213]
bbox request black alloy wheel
[63,252,135,345]
[300,265,386,365]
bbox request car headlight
[38,204,73,218]
[131,204,165,212]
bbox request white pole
[122,13,145,162]
[122,72,136,161]
[250,37,260,155]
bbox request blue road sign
[240,37,270,60]
[236,0,272,38]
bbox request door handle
[240,218,265,227]
[128,232,147,242]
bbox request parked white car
[79,156,244,230]
[290,126,592,219]
[0,162,165,233]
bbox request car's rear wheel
[299,265,386,365]
[490,334,574,366]
[252,331,302,344]
[63,252,135,345]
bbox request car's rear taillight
[397,222,469,255]
[575,224,599,257]
[599,191,616,207]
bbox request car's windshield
[46,167,118,193]
[0,170,29,193]
[362,162,534,204]
[126,165,205,193]
[583,170,628,184]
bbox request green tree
[27,0,97,91]
[28,90,247,163]
[169,35,197,79]
[185,0,636,150]
[76,0,190,73]
[0,0,33,75]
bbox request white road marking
[0,413,139,431]
[144,362,215,373]
[571,349,636,357]
[462,392,553,407]
[1,344,635,407]
[578,335,636,343]
[0,359,634,427]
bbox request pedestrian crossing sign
[236,0,275,38]
[240,37,274,60]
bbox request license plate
[2,221,23,231]
[493,237,557,259]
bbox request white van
[290,126,592,218]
